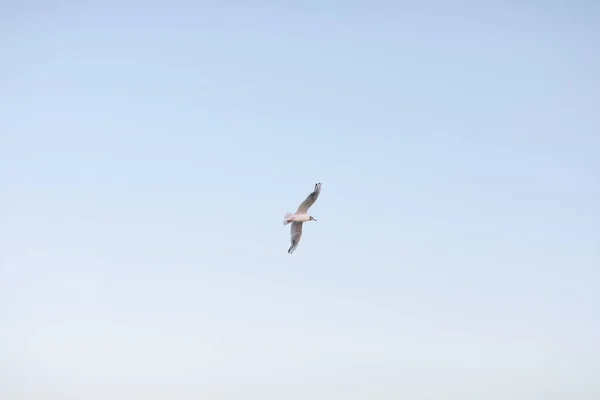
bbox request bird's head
[309,216,317,222]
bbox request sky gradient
[1,1,599,399]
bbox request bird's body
[283,213,312,224]
[283,183,322,254]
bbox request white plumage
[283,183,322,254]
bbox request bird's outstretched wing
[288,222,303,254]
[296,183,322,214]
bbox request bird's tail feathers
[283,212,294,225]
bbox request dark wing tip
[313,183,322,194]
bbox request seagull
[283,183,322,254]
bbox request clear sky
[1,1,599,399]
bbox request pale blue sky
[1,1,599,399]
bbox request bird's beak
[313,218,318,222]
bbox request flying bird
[283,182,322,254]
